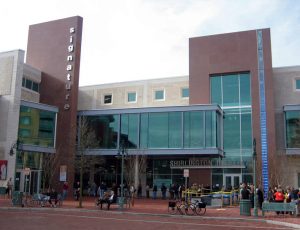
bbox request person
[90,182,97,197]
[161,183,167,200]
[145,184,150,198]
[137,184,142,198]
[99,191,117,210]
[48,188,58,207]
[6,178,13,199]
[74,181,80,200]
[241,182,250,200]
[256,186,264,210]
[274,187,284,214]
[130,184,135,207]
[152,184,157,199]
[62,181,69,200]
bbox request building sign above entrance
[170,158,246,169]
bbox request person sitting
[48,188,58,207]
[99,191,117,210]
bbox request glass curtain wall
[83,110,220,150]
[210,72,252,187]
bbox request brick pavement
[1,196,299,228]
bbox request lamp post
[118,140,127,210]
[253,138,258,217]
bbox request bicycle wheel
[195,206,206,215]
[184,204,195,216]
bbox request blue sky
[1,0,299,86]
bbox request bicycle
[192,199,207,215]
[168,200,184,215]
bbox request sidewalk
[1,196,299,228]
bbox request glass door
[224,174,241,190]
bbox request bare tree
[76,116,102,208]
[268,151,290,188]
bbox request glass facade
[18,105,57,147]
[79,106,222,151]
[210,72,253,187]
[285,111,300,148]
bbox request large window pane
[168,112,182,148]
[87,115,119,149]
[205,111,216,148]
[286,111,300,148]
[240,73,251,106]
[18,105,56,147]
[222,75,239,107]
[184,111,204,148]
[140,113,148,148]
[121,114,138,148]
[210,76,222,105]
[149,113,168,148]
[223,109,240,150]
[241,108,252,150]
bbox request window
[20,116,31,125]
[181,88,189,98]
[127,92,137,103]
[296,79,300,90]
[22,78,40,92]
[104,94,112,104]
[32,82,39,92]
[154,90,164,100]
[25,79,33,90]
[285,111,300,148]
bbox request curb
[1,206,300,229]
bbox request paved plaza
[0,196,299,229]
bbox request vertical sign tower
[26,16,83,189]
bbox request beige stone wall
[21,88,40,102]
[0,55,14,95]
[273,66,300,188]
[78,76,189,110]
[0,50,24,181]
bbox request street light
[117,140,127,210]
[253,138,258,217]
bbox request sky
[1,0,300,86]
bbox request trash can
[223,194,230,206]
[12,191,23,206]
[240,199,251,216]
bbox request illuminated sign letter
[68,45,74,52]
[66,65,72,71]
[64,104,70,110]
[67,74,71,81]
[70,36,73,43]
[65,94,70,100]
[70,27,75,33]
[67,55,73,61]
[66,83,71,90]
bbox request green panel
[240,73,251,106]
[168,112,182,148]
[241,108,252,150]
[140,113,149,148]
[223,108,240,151]
[128,114,138,148]
[222,75,239,107]
[210,76,222,105]
[184,111,204,148]
[285,111,300,148]
[205,111,216,148]
[148,113,168,148]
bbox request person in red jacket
[273,188,284,214]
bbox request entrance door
[224,174,241,190]
[15,169,42,194]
